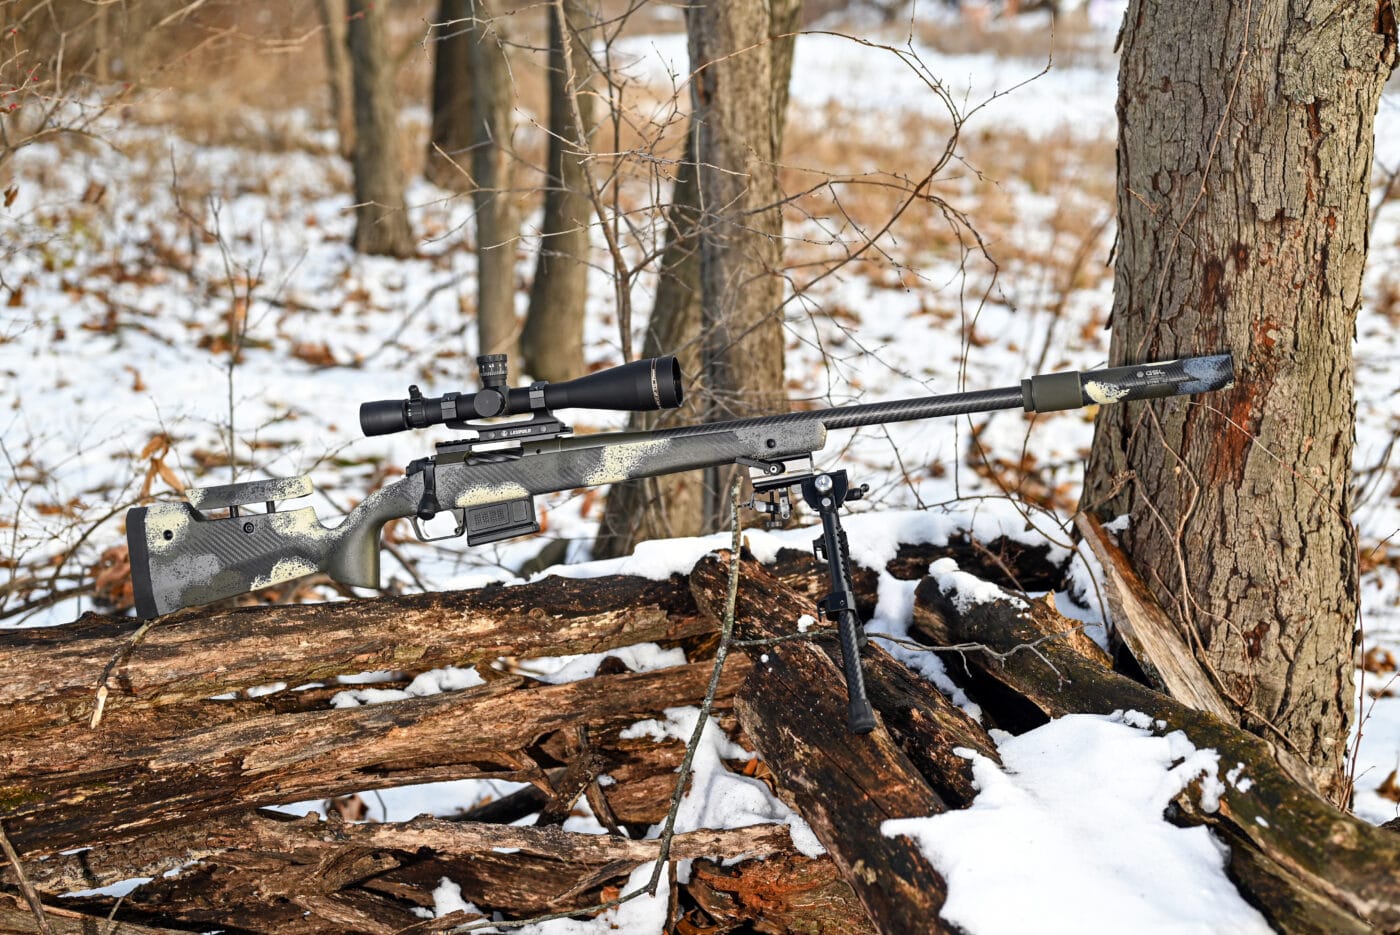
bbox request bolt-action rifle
[126,351,1234,732]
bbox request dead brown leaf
[90,543,134,611]
[291,341,338,367]
[1378,769,1400,804]
[1364,646,1397,675]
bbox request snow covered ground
[5,1,1400,931]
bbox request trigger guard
[411,509,467,542]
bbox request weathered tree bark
[41,812,796,933]
[466,0,520,359]
[593,122,706,558]
[0,573,702,732]
[0,660,749,858]
[1083,0,1399,804]
[912,570,1400,933]
[689,0,798,532]
[315,0,355,159]
[346,0,415,257]
[692,554,1001,803]
[425,0,474,189]
[689,855,878,934]
[689,555,956,934]
[0,893,193,935]
[520,0,596,383]
[1075,512,1234,720]
[596,0,802,554]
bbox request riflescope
[360,354,685,437]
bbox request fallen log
[690,555,957,935]
[0,659,749,858]
[912,570,1400,933]
[0,892,197,935]
[0,573,704,733]
[1075,513,1233,720]
[53,813,797,933]
[0,532,1062,737]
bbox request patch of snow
[883,713,1271,935]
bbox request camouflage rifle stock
[126,352,1233,732]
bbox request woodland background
[2,0,1400,932]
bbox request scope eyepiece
[359,355,686,437]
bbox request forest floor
[3,1,1400,930]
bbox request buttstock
[126,475,387,618]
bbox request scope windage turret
[360,355,685,437]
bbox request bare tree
[593,123,705,558]
[425,0,474,190]
[1083,0,1398,804]
[315,0,355,160]
[689,0,801,532]
[346,0,414,258]
[520,0,597,384]
[595,0,801,555]
[466,0,519,359]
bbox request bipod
[749,464,877,734]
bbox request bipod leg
[801,470,876,734]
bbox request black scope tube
[360,356,684,437]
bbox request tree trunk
[467,0,520,359]
[425,0,474,189]
[595,0,800,554]
[346,0,414,257]
[593,122,706,558]
[520,0,596,384]
[315,0,355,160]
[689,0,798,532]
[1082,0,1398,804]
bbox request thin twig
[0,819,53,935]
[91,617,159,728]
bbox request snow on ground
[884,713,1274,935]
[5,1,1400,930]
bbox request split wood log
[767,533,1066,620]
[913,571,1400,934]
[0,573,704,733]
[709,553,1002,808]
[0,892,196,935]
[0,532,1062,737]
[54,813,798,933]
[688,854,878,934]
[1075,513,1233,719]
[10,727,698,896]
[689,555,957,935]
[0,659,749,858]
